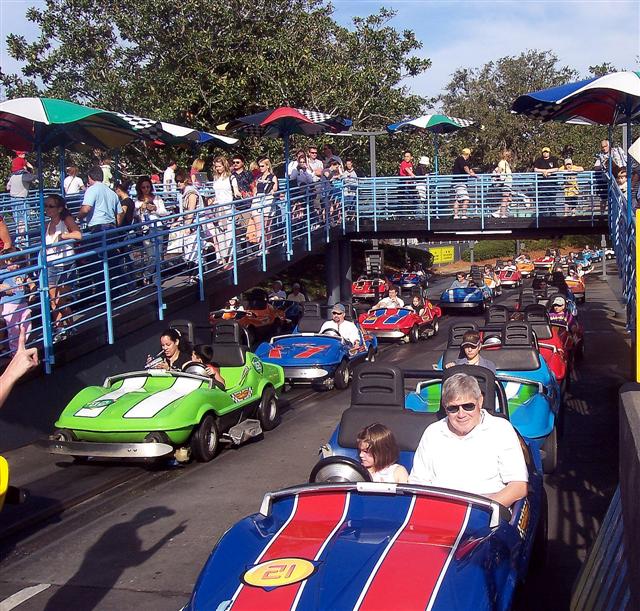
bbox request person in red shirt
[399,150,415,177]
[11,151,33,174]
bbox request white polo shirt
[409,410,528,495]
[319,319,361,346]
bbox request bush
[461,240,516,262]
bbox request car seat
[210,321,247,367]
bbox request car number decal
[231,387,253,403]
[295,346,329,359]
[382,312,405,325]
[123,377,203,419]
[252,358,263,374]
[268,346,283,359]
[75,377,147,418]
[242,557,317,590]
[517,499,530,539]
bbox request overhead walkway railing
[0,171,607,373]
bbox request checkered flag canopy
[220,107,352,138]
[114,112,164,139]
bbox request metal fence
[0,171,609,372]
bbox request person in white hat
[227,296,244,311]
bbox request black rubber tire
[541,427,558,474]
[257,386,280,431]
[53,429,87,463]
[431,320,440,336]
[531,487,548,571]
[190,414,220,462]
[409,325,420,343]
[334,360,350,390]
[366,346,376,362]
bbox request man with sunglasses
[319,303,361,348]
[445,329,496,373]
[409,372,528,508]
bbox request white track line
[0,584,51,611]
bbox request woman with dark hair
[147,328,192,371]
[44,194,82,339]
[550,270,570,297]
[135,176,168,285]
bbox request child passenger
[191,344,226,390]
[357,423,409,483]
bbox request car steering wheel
[321,328,342,338]
[309,456,372,483]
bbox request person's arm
[464,164,476,177]
[0,219,12,250]
[394,464,409,484]
[62,215,82,241]
[484,481,528,507]
[272,175,279,193]
[0,327,38,408]
[77,205,92,220]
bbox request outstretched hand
[4,326,39,384]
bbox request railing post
[102,232,115,344]
[38,246,54,373]
[480,175,485,230]
[285,192,293,260]
[153,224,164,321]
[340,182,346,233]
[196,211,204,301]
[356,181,360,233]
[305,187,312,251]
[534,174,540,229]
[231,204,238,284]
[260,207,267,272]
[426,175,431,231]
[325,194,330,243]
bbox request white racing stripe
[0,584,51,611]
[124,377,203,419]
[74,377,147,417]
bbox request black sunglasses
[332,311,344,316]
[444,402,476,414]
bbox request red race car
[358,302,441,343]
[351,276,389,302]
[496,267,523,288]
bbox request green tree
[437,50,608,172]
[1,0,430,178]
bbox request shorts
[47,264,74,288]
[455,184,469,202]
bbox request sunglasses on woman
[444,402,476,414]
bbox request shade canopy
[387,113,474,135]
[0,97,165,152]
[511,71,640,124]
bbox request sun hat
[542,146,551,153]
[461,330,481,348]
[564,158,573,165]
[418,156,430,165]
[552,296,566,306]
[14,151,27,156]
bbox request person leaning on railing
[44,194,82,343]
[0,327,38,409]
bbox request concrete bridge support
[325,239,352,306]
[339,239,352,305]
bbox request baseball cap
[292,282,300,289]
[552,296,566,306]
[462,148,471,155]
[418,156,430,165]
[542,146,551,153]
[564,158,573,165]
[14,151,26,156]
[229,296,239,301]
[461,330,481,348]
[332,303,346,314]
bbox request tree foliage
[437,50,610,173]
[1,0,430,177]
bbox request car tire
[257,386,280,431]
[531,487,548,571]
[53,428,88,463]
[334,360,350,390]
[409,325,420,343]
[190,414,220,462]
[430,320,440,337]
[366,346,376,362]
[541,427,558,474]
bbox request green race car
[39,322,285,463]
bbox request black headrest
[448,323,478,347]
[485,305,509,326]
[350,364,405,409]
[169,319,195,344]
[503,322,532,346]
[213,321,242,345]
[519,289,537,309]
[523,304,549,323]
[440,364,502,417]
[297,308,324,333]
[302,302,321,317]
[338,407,438,452]
[546,286,560,300]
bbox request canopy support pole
[283,133,292,258]
[434,134,439,175]
[36,136,54,373]
[369,135,377,178]
[59,146,65,196]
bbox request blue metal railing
[0,172,608,372]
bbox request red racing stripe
[232,492,348,611]
[357,496,469,611]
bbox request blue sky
[2,0,639,101]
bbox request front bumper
[36,439,174,459]
[440,301,483,309]
[283,366,332,383]
[368,330,407,339]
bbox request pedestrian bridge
[0,170,620,371]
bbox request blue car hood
[440,287,484,303]
[187,488,518,611]
[255,335,344,366]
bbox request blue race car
[439,284,492,313]
[424,321,561,473]
[184,364,547,611]
[254,303,377,390]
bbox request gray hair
[442,373,482,406]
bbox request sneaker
[453,215,460,219]
[491,211,501,218]
[461,215,468,219]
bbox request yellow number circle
[243,557,316,589]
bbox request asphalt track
[0,268,628,610]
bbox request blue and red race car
[185,364,547,611]
[254,303,377,390]
[351,276,389,303]
[358,301,441,343]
